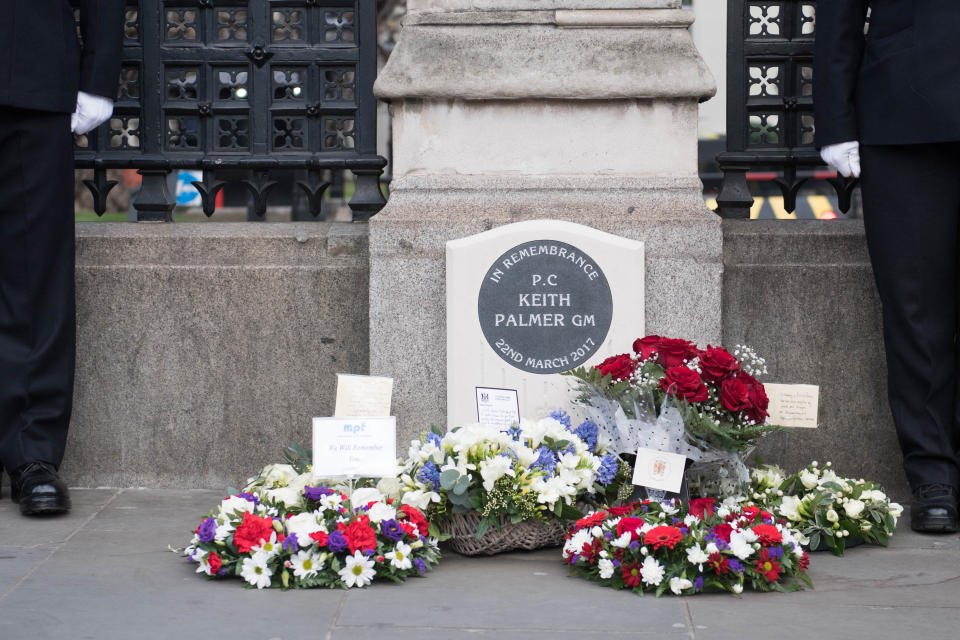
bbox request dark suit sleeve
[813,0,870,147]
[77,0,126,100]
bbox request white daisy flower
[385,542,414,570]
[290,549,324,579]
[339,551,376,588]
[240,552,273,589]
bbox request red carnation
[660,366,709,402]
[399,505,430,537]
[341,515,378,554]
[207,552,222,574]
[698,345,740,383]
[712,523,733,543]
[755,548,782,582]
[574,511,608,531]
[655,337,698,369]
[400,521,418,538]
[741,505,760,521]
[605,505,634,517]
[621,562,642,588]
[751,524,782,546]
[632,335,661,361]
[233,511,276,553]
[719,376,750,412]
[707,552,729,575]
[309,531,329,546]
[737,372,770,424]
[595,353,636,381]
[616,517,646,541]
[688,497,716,520]
[643,525,684,550]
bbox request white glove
[71,91,114,135]
[820,140,861,178]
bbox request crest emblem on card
[481,392,490,402]
[650,457,669,480]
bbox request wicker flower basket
[443,511,568,556]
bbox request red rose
[644,525,684,550]
[309,531,329,547]
[719,376,750,412]
[207,552,222,574]
[655,337,698,369]
[399,505,430,537]
[751,524,782,546]
[342,515,377,554]
[737,372,770,424]
[698,345,740,383]
[632,335,661,361]
[595,353,636,381]
[712,523,733,543]
[616,516,646,541]
[688,497,716,520]
[233,511,276,553]
[660,366,708,402]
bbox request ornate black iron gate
[73,0,386,221]
[715,0,859,219]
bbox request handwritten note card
[312,416,397,478]
[475,387,520,429]
[334,374,393,417]
[631,448,687,494]
[765,383,820,429]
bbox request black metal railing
[74,0,386,222]
[715,0,858,219]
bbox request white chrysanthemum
[385,542,414,570]
[705,542,720,555]
[339,551,376,588]
[240,552,273,589]
[563,528,594,556]
[260,463,299,488]
[319,492,344,511]
[285,512,325,546]
[291,549,324,579]
[219,495,255,517]
[366,501,396,524]
[732,583,743,594]
[739,528,759,543]
[843,499,866,519]
[251,531,282,559]
[728,532,754,560]
[660,502,679,516]
[401,489,441,511]
[598,558,615,580]
[639,556,665,587]
[686,543,709,566]
[669,576,693,595]
[610,531,633,549]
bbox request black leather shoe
[910,483,958,533]
[10,462,71,516]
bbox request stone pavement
[1,488,959,640]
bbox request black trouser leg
[0,106,75,472]
[860,142,960,491]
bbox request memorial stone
[447,220,643,425]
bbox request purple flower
[417,461,441,491]
[197,517,217,543]
[550,409,572,428]
[425,431,443,448]
[414,558,426,575]
[612,559,621,568]
[381,519,405,541]
[605,531,613,540]
[216,568,228,576]
[303,485,335,501]
[282,532,299,552]
[728,559,745,574]
[629,541,640,549]
[532,447,558,474]
[694,576,704,592]
[768,547,784,559]
[502,424,523,441]
[235,492,259,505]
[573,420,598,450]
[327,530,348,553]
[596,455,618,486]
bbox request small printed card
[334,374,393,417]
[631,448,687,494]
[475,387,520,429]
[765,383,820,429]
[312,416,397,478]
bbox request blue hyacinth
[573,420,599,451]
[532,446,558,474]
[596,454,618,486]
[417,460,441,491]
[549,409,572,428]
[502,422,523,441]
[424,431,442,449]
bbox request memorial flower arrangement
[182,463,441,589]
[746,462,903,556]
[562,498,812,595]
[396,413,631,541]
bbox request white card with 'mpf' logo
[631,448,687,494]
